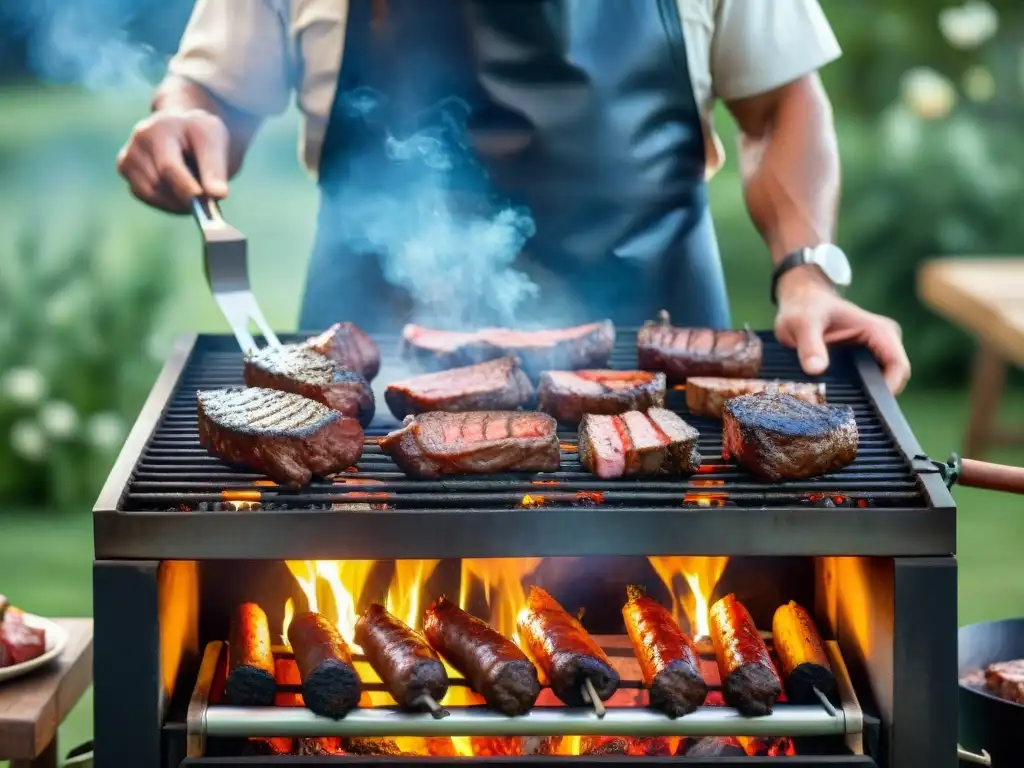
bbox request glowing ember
[559,442,577,452]
[334,478,384,486]
[648,556,729,638]
[253,479,277,487]
[342,491,392,499]
[519,494,547,507]
[672,384,687,391]
[683,493,728,507]
[696,463,731,474]
[690,479,725,487]
[531,480,559,486]
[221,490,261,501]
[575,490,605,504]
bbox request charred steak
[303,322,381,381]
[537,369,666,424]
[401,321,616,378]
[379,411,560,478]
[244,345,375,427]
[578,407,700,479]
[686,377,826,419]
[197,387,364,487]
[637,311,762,382]
[384,357,535,421]
[722,393,858,482]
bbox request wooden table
[0,619,93,768]
[917,258,1024,457]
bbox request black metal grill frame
[92,332,955,560]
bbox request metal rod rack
[185,637,863,757]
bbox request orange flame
[647,557,729,637]
[519,494,547,507]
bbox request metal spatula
[191,194,281,354]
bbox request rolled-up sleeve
[167,0,293,116]
[710,0,841,102]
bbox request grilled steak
[686,377,826,418]
[722,393,858,482]
[244,345,375,427]
[0,607,46,668]
[197,387,363,487]
[379,411,560,478]
[537,369,666,424]
[303,322,381,381]
[385,357,535,420]
[578,408,700,479]
[986,660,1024,704]
[647,407,701,474]
[637,310,762,382]
[401,321,616,378]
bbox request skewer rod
[582,678,606,718]
[204,704,846,739]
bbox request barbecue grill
[91,330,959,768]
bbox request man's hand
[116,109,230,213]
[773,269,911,395]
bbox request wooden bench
[0,619,93,768]
[917,258,1024,457]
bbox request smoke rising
[328,89,540,329]
[3,0,167,92]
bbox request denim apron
[298,0,731,333]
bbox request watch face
[810,244,852,287]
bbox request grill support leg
[891,557,958,768]
[93,561,199,768]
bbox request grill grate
[121,332,924,512]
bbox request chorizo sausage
[708,593,781,716]
[287,611,362,718]
[225,602,277,706]
[771,601,837,705]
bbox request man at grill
[115,0,911,394]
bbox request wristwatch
[770,244,852,305]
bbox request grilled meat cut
[244,345,375,427]
[516,586,620,706]
[772,601,837,706]
[287,611,362,718]
[379,411,560,478]
[354,603,449,712]
[537,369,666,424]
[622,585,707,718]
[423,595,541,716]
[303,322,381,381]
[197,387,363,488]
[384,357,534,420]
[722,393,858,482]
[637,310,762,382]
[0,606,46,668]
[577,407,700,479]
[709,593,782,717]
[401,321,616,378]
[985,660,1024,704]
[686,377,826,419]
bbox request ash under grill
[92,331,955,560]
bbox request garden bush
[0,219,173,509]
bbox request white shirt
[168,0,841,177]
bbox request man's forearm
[152,75,261,177]
[729,75,841,291]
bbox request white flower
[2,367,48,406]
[39,400,79,440]
[963,65,996,102]
[939,1,999,50]
[900,67,957,121]
[9,420,47,462]
[87,412,126,451]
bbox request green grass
[1,87,1023,763]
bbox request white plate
[0,613,69,683]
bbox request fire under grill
[186,634,863,752]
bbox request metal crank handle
[957,745,991,765]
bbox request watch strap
[770,249,810,306]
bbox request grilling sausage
[422,595,540,716]
[516,585,620,706]
[771,601,837,705]
[354,602,449,711]
[622,585,707,717]
[225,602,277,706]
[708,593,782,716]
[287,611,362,718]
